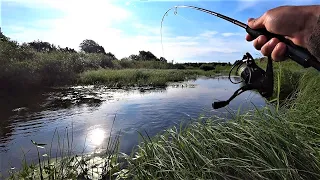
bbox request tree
[79,39,106,54]
[59,47,77,53]
[199,64,215,71]
[0,30,18,48]
[0,28,9,42]
[159,57,167,63]
[138,50,157,61]
[28,40,57,52]
[129,54,139,61]
[105,52,117,60]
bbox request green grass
[123,68,320,179]
[7,119,123,180]
[79,68,229,87]
[6,60,320,179]
[128,117,320,179]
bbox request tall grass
[128,116,320,179]
[6,56,319,179]
[114,59,175,69]
[124,68,320,179]
[8,119,123,180]
[79,69,227,87]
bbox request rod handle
[246,26,320,70]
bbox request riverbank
[0,67,229,95]
[6,62,320,179]
[78,69,227,87]
[126,66,320,179]
[0,57,230,93]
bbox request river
[0,76,266,176]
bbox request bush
[0,33,228,92]
[174,64,186,69]
[199,64,215,71]
[0,40,119,91]
[100,56,114,68]
[0,61,40,90]
[119,59,134,68]
[0,41,36,63]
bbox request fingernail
[257,36,262,42]
[279,45,286,56]
[247,18,254,24]
[274,44,286,61]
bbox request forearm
[306,5,320,61]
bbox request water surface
[0,76,266,175]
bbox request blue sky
[1,0,319,63]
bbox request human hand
[246,5,320,61]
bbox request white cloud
[200,30,218,38]
[154,31,254,62]
[221,32,243,37]
[3,0,132,49]
[6,22,256,62]
[133,23,165,36]
[4,0,131,23]
[3,0,259,63]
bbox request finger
[261,38,280,56]
[253,35,268,50]
[247,14,266,29]
[246,34,254,41]
[271,42,287,61]
[285,36,304,47]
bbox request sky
[1,0,319,63]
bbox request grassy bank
[125,66,320,179]
[79,68,228,87]
[5,25,320,179]
[7,63,320,179]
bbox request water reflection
[87,127,106,147]
[0,77,266,176]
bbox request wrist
[305,5,320,61]
[303,5,320,47]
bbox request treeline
[0,30,231,91]
[1,31,168,62]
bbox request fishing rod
[161,5,320,109]
[161,5,320,71]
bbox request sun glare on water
[88,127,106,147]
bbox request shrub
[199,64,215,71]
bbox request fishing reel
[212,52,274,109]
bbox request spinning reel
[212,53,274,109]
[161,5,320,109]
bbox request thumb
[247,15,266,29]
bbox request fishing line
[161,10,218,58]
[160,6,218,58]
